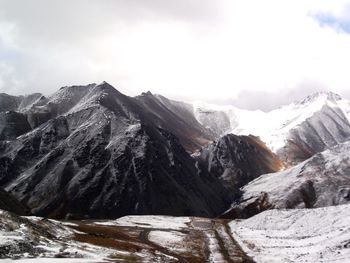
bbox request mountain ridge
[0,82,232,219]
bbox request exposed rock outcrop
[195,134,283,195]
[224,141,350,218]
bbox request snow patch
[230,204,350,263]
[148,231,188,253]
[95,215,191,230]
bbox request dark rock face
[0,82,232,219]
[195,134,283,195]
[136,93,215,152]
[0,112,32,140]
[278,104,350,165]
[220,192,273,219]
[0,188,29,215]
[0,94,20,112]
[225,141,350,219]
[0,93,44,113]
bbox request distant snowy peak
[192,101,240,136]
[192,91,350,163]
[297,91,342,106]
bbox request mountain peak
[97,81,112,87]
[95,81,116,90]
[59,83,96,91]
[298,91,342,105]
[93,81,125,97]
[141,91,153,96]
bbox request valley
[1,83,350,262]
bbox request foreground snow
[0,210,115,261]
[3,206,350,262]
[230,204,350,263]
[0,212,252,262]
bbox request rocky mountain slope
[0,82,232,219]
[194,134,283,195]
[135,92,214,152]
[223,140,350,219]
[0,85,213,152]
[193,92,350,164]
[0,188,29,215]
[0,92,44,113]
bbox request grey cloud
[1,0,349,109]
[208,80,330,111]
[0,0,225,95]
[0,0,223,44]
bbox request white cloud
[0,0,350,109]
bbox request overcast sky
[1,0,350,110]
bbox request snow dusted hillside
[193,92,350,163]
[224,140,350,219]
[0,93,43,113]
[0,82,232,219]
[230,204,350,263]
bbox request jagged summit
[297,91,342,105]
[56,82,120,100]
[141,91,153,96]
[59,83,96,90]
[95,81,123,93]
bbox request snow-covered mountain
[0,82,232,219]
[0,84,214,152]
[223,140,350,219]
[193,91,350,164]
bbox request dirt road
[69,217,254,262]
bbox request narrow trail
[190,217,255,263]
